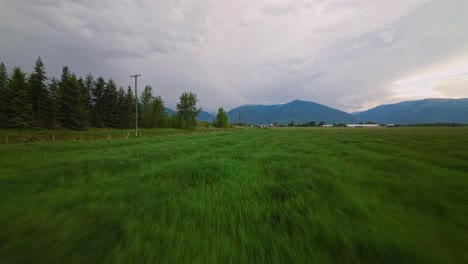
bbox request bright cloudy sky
[1,0,468,113]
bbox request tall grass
[0,127,467,263]
[0,127,225,143]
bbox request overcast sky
[1,0,468,113]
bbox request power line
[130,74,141,137]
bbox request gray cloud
[435,78,468,98]
[1,0,467,113]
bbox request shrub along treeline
[0,57,205,130]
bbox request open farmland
[0,127,467,263]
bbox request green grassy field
[0,126,219,143]
[0,127,467,263]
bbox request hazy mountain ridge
[165,98,468,125]
[197,111,216,122]
[355,98,468,124]
[164,107,215,122]
[226,100,356,125]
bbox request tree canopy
[215,107,229,128]
[4,67,33,128]
[140,85,166,128]
[176,92,201,129]
[0,58,209,131]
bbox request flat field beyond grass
[0,127,467,263]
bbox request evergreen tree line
[0,57,204,130]
[287,121,323,127]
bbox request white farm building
[346,124,379,128]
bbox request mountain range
[355,98,468,124]
[165,98,468,125]
[165,107,215,122]
[226,100,355,125]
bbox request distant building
[322,124,333,127]
[347,124,379,128]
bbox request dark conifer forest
[0,57,183,130]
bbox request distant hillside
[227,100,355,125]
[164,107,176,116]
[197,111,215,122]
[164,107,214,122]
[355,98,468,124]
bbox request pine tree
[126,86,136,129]
[152,95,166,128]
[117,88,126,128]
[0,63,7,90]
[102,79,119,127]
[77,77,90,128]
[140,85,155,128]
[117,87,133,128]
[48,78,60,129]
[57,66,70,128]
[4,67,33,128]
[58,67,87,130]
[82,74,94,124]
[91,77,106,127]
[0,63,9,127]
[29,57,50,128]
[138,85,167,128]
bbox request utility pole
[130,74,141,137]
[238,111,241,129]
